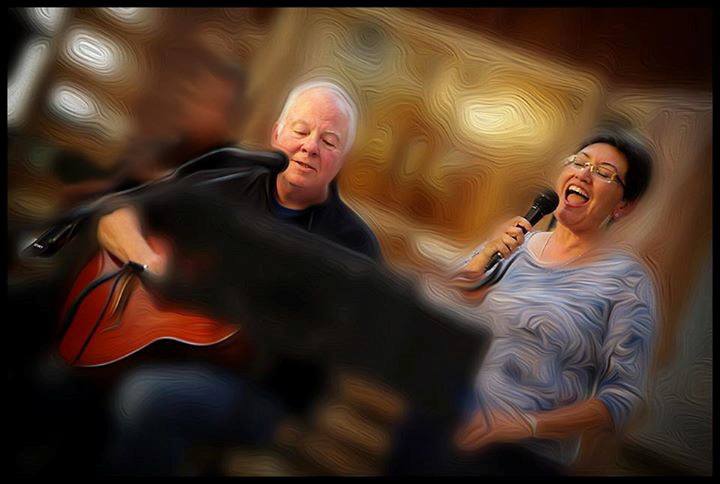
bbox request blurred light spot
[414,232,465,268]
[47,82,129,140]
[101,7,155,30]
[463,101,515,133]
[106,7,140,20]
[64,28,122,78]
[456,90,557,154]
[26,7,68,35]
[49,83,98,121]
[8,38,52,127]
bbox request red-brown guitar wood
[58,237,240,367]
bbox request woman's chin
[555,211,583,230]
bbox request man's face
[271,89,351,195]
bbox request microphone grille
[535,188,560,215]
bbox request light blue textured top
[470,231,657,466]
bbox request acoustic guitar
[24,147,290,368]
[58,236,240,367]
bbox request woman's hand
[463,216,533,273]
[454,408,534,452]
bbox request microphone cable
[58,261,147,366]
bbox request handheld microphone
[484,188,560,271]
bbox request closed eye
[597,164,619,176]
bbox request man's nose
[301,135,319,157]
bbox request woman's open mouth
[564,184,590,206]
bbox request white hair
[276,80,358,154]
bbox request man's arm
[97,205,166,275]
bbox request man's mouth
[293,160,316,172]
[564,184,590,206]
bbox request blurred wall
[7,7,712,475]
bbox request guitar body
[58,237,240,367]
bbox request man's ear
[271,122,280,147]
[613,198,637,220]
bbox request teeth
[567,184,589,199]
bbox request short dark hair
[579,124,654,202]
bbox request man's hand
[143,251,168,277]
[454,408,533,453]
[97,205,168,277]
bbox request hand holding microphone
[460,189,559,276]
[480,216,534,267]
[482,188,560,272]
[452,216,531,293]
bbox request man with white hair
[97,80,381,274]
[95,80,381,475]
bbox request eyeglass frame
[563,154,625,188]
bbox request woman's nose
[578,164,593,182]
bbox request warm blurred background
[8,7,712,476]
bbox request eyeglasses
[563,154,625,188]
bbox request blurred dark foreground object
[18,147,489,475]
[222,372,408,476]
[25,147,488,423]
[134,181,489,426]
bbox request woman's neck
[539,224,603,264]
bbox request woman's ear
[612,198,636,220]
